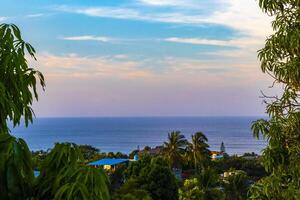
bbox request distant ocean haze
[10,117,267,155]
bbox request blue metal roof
[89,158,129,166]
[34,170,40,177]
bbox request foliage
[0,134,34,200]
[31,150,48,170]
[213,156,267,179]
[78,144,99,161]
[179,168,224,200]
[35,143,110,200]
[0,23,44,200]
[124,154,152,179]
[187,132,211,170]
[113,178,152,200]
[123,156,178,200]
[249,0,300,199]
[220,142,226,153]
[139,157,178,200]
[195,167,224,199]
[0,23,45,134]
[163,131,188,168]
[109,164,127,191]
[222,170,249,200]
[179,178,205,200]
[53,165,110,200]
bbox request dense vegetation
[1,0,299,199]
[30,136,265,200]
[249,0,300,199]
[0,24,109,200]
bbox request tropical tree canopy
[163,131,188,168]
[0,24,110,200]
[187,132,210,170]
[223,170,249,200]
[250,1,300,199]
[0,23,45,134]
[0,23,44,200]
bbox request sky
[0,0,277,117]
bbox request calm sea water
[10,117,267,155]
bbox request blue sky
[1,0,276,116]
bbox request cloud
[35,53,154,80]
[55,0,272,63]
[55,1,272,36]
[26,13,45,18]
[61,35,112,42]
[136,0,212,9]
[0,16,8,22]
[164,36,263,50]
[164,37,232,46]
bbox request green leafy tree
[180,168,224,200]
[179,178,205,200]
[0,23,45,134]
[35,143,110,200]
[113,178,152,200]
[123,156,178,200]
[78,144,99,161]
[163,131,188,168]
[222,170,249,200]
[187,132,210,170]
[0,24,110,200]
[196,167,224,200]
[249,1,300,199]
[0,23,44,200]
[139,157,178,200]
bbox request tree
[123,156,178,200]
[187,132,210,170]
[179,178,205,200]
[0,23,44,200]
[180,168,224,200]
[35,143,110,200]
[0,24,110,200]
[249,1,300,199]
[163,131,188,168]
[222,170,249,200]
[113,178,152,200]
[220,142,225,153]
[78,144,99,161]
[0,24,45,134]
[139,157,178,200]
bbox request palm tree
[163,131,188,168]
[188,132,210,170]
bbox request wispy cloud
[0,16,8,22]
[36,53,153,79]
[26,13,45,18]
[55,1,272,37]
[164,36,263,49]
[61,35,112,42]
[164,37,232,46]
[136,0,215,9]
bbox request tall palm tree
[188,132,210,170]
[163,131,188,168]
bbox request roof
[89,158,129,166]
[34,170,40,177]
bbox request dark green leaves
[250,1,300,198]
[0,23,45,134]
[0,134,34,200]
[35,143,110,200]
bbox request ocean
[10,117,267,155]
